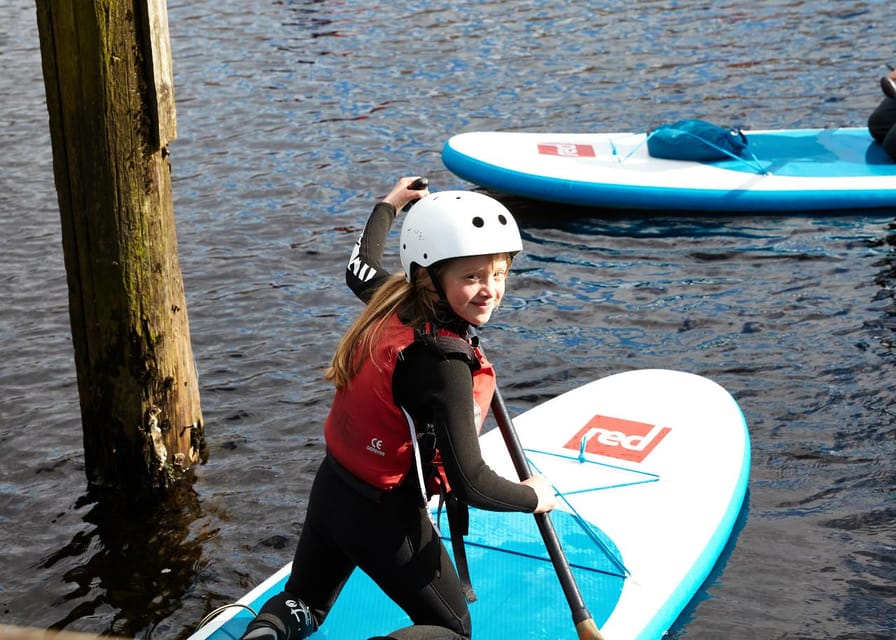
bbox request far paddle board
[188,369,750,640]
[441,128,896,212]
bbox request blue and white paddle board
[189,369,750,640]
[441,128,896,212]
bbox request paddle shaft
[490,385,604,639]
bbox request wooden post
[34,0,205,493]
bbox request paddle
[490,384,606,640]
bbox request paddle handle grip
[490,386,594,628]
[408,176,429,190]
[402,176,429,212]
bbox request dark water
[2,0,895,638]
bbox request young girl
[240,178,555,640]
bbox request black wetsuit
[268,202,536,640]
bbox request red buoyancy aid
[324,314,496,492]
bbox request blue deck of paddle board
[197,472,748,640]
[716,129,895,177]
[195,510,625,640]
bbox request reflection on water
[870,222,896,351]
[37,483,214,638]
[1,0,894,638]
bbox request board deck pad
[189,369,749,640]
[441,129,896,211]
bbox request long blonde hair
[325,270,443,389]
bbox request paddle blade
[576,617,606,640]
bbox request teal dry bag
[647,119,748,161]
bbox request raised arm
[345,177,429,302]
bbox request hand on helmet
[382,176,430,213]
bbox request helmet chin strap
[425,265,448,300]
[425,266,470,328]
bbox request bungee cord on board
[609,129,769,175]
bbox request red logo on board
[537,143,596,158]
[563,416,671,463]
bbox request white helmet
[399,191,523,281]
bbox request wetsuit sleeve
[394,345,538,513]
[346,201,397,303]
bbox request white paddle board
[189,369,749,640]
[441,128,896,212]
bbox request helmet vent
[498,214,508,225]
[472,216,484,228]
